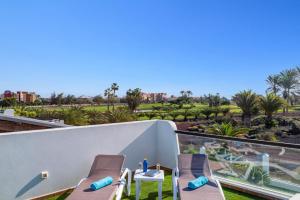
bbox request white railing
[177,131,300,199]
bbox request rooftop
[0,120,299,200]
[0,110,69,133]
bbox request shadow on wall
[120,125,157,169]
[16,174,44,198]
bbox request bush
[98,108,137,123]
[201,107,214,119]
[169,111,180,121]
[211,107,221,118]
[220,107,230,116]
[145,112,157,119]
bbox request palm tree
[111,83,119,111]
[180,90,185,97]
[278,69,299,113]
[104,88,112,111]
[266,75,281,95]
[259,93,285,128]
[186,90,193,97]
[233,90,258,127]
[126,88,142,112]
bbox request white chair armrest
[115,168,131,200]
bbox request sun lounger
[66,154,131,200]
[172,154,225,200]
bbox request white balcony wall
[0,120,179,200]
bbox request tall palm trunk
[107,97,110,111]
[243,114,251,127]
[112,91,115,111]
[286,89,290,113]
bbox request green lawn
[47,174,263,200]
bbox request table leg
[158,181,162,200]
[136,180,141,200]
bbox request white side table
[134,169,164,200]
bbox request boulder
[290,120,300,135]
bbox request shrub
[221,107,230,116]
[98,107,137,123]
[200,107,214,120]
[169,111,180,121]
[145,112,157,119]
[208,122,249,137]
[211,107,221,118]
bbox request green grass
[47,174,263,200]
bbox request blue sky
[0,0,299,98]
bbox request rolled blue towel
[90,176,113,191]
[188,176,208,190]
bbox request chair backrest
[178,154,211,176]
[88,154,125,177]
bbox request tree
[259,93,285,128]
[93,95,104,105]
[186,90,193,97]
[266,75,281,95]
[110,83,119,111]
[50,92,64,105]
[278,69,299,113]
[0,97,17,107]
[233,90,258,127]
[64,94,76,104]
[177,90,193,105]
[205,93,221,107]
[180,90,185,97]
[104,88,113,111]
[126,88,142,112]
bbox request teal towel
[90,177,113,191]
[188,176,208,189]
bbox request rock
[198,128,205,133]
[275,116,293,126]
[290,120,300,135]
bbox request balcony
[0,120,299,200]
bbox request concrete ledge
[0,114,70,128]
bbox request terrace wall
[0,120,179,200]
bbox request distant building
[0,110,69,133]
[17,91,37,103]
[3,90,16,98]
[141,92,168,103]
